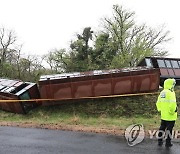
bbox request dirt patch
[3,121,179,140]
[0,121,125,136]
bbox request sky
[0,0,179,58]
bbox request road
[0,126,180,154]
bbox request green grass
[1,110,180,131]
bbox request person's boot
[158,139,163,146]
[165,140,173,147]
[158,141,163,146]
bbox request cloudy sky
[0,0,179,57]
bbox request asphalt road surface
[0,126,180,154]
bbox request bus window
[157,59,166,68]
[165,60,172,68]
[145,58,153,67]
[171,60,179,69]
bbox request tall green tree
[91,33,116,69]
[67,27,93,72]
[101,5,170,68]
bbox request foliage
[17,55,45,82]
[0,27,45,82]
[91,33,116,69]
[44,49,66,73]
[67,27,94,72]
[45,5,171,73]
[102,5,170,68]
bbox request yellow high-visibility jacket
[156,79,177,121]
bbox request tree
[91,33,116,69]
[66,27,93,72]
[0,28,17,61]
[2,45,22,79]
[77,27,93,60]
[44,50,59,73]
[0,28,22,78]
[44,27,94,73]
[101,5,170,68]
[44,48,70,73]
[17,55,45,82]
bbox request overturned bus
[0,79,40,114]
[138,57,180,85]
[39,66,160,106]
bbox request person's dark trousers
[158,120,175,145]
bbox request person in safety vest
[156,78,177,147]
